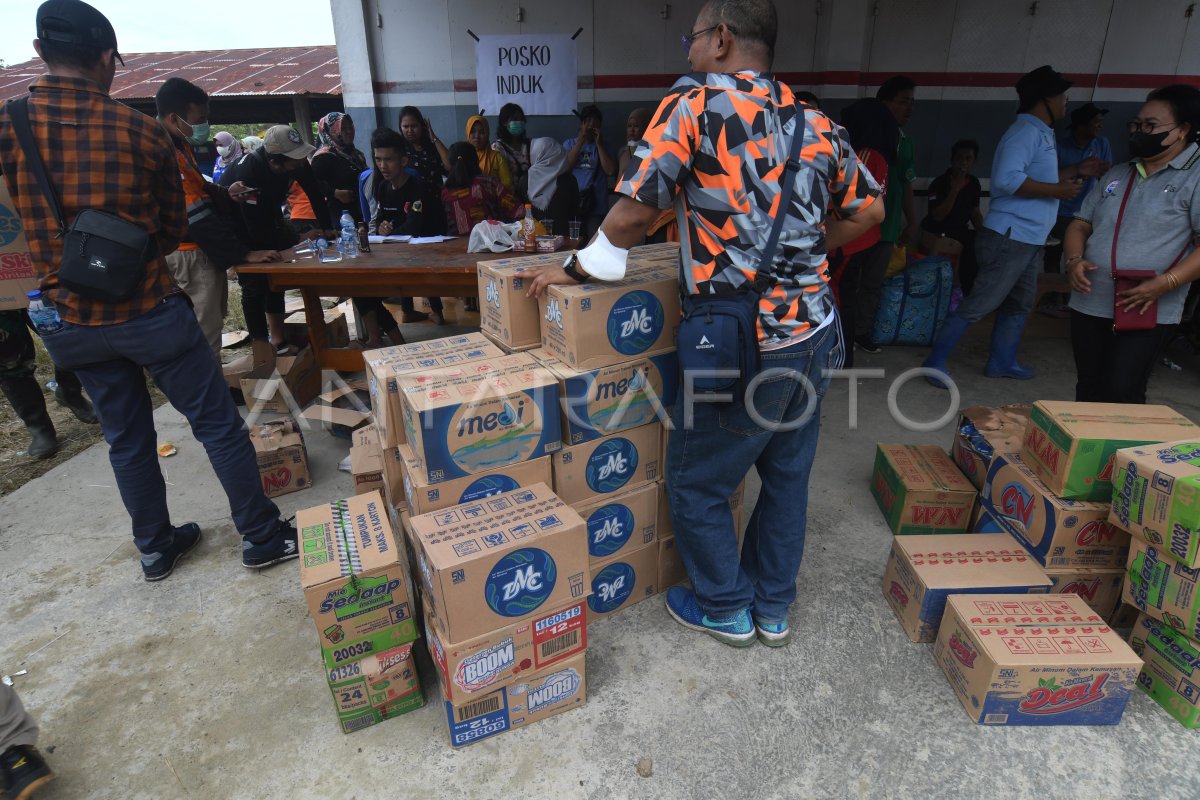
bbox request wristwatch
[562,253,591,283]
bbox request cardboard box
[538,264,680,369]
[222,353,255,391]
[297,492,419,669]
[881,534,1051,642]
[399,444,553,516]
[574,481,658,564]
[326,643,423,734]
[981,452,1128,568]
[1020,401,1199,501]
[870,444,977,535]
[408,483,590,643]
[932,594,1142,725]
[425,598,587,701]
[1109,440,1200,568]
[248,419,310,498]
[1043,568,1125,619]
[587,542,659,620]
[1128,613,1200,728]
[241,346,321,414]
[951,405,1031,491]
[1124,537,1200,642]
[477,252,566,351]
[539,351,678,445]
[284,308,349,349]
[552,422,661,506]
[438,652,587,747]
[658,536,686,590]
[350,437,385,496]
[0,181,39,311]
[365,333,504,449]
[398,353,562,484]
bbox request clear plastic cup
[568,220,581,240]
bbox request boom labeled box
[881,533,1051,642]
[478,252,566,351]
[1043,568,1125,619]
[1020,401,1199,501]
[552,422,661,506]
[325,643,424,734]
[951,405,1030,491]
[298,492,418,669]
[1124,538,1200,642]
[539,351,678,444]
[249,419,310,498]
[398,353,562,484]
[399,444,553,516]
[587,542,659,621]
[870,444,977,535]
[981,452,1128,568]
[1109,440,1200,568]
[425,598,587,701]
[538,264,680,369]
[932,594,1142,725]
[408,483,589,643]
[1129,612,1200,728]
[574,481,658,564]
[365,333,504,449]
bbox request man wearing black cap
[923,65,1103,386]
[1044,102,1113,279]
[0,0,300,581]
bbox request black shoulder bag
[10,96,151,302]
[675,105,807,400]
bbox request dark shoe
[984,313,1036,380]
[53,370,98,424]
[141,523,201,581]
[400,309,430,324]
[854,336,881,354]
[430,311,448,326]
[0,744,54,800]
[0,377,58,459]
[242,519,298,569]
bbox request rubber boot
[53,368,98,424]
[984,313,1036,380]
[1,375,58,459]
[921,314,971,389]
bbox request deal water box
[588,541,659,620]
[326,642,424,734]
[425,598,587,701]
[1129,613,1200,728]
[398,353,561,485]
[408,483,590,643]
[881,533,1051,643]
[398,444,553,516]
[574,481,659,564]
[1109,439,1200,568]
[477,252,566,351]
[540,351,678,445]
[552,422,662,506]
[870,444,977,535]
[932,594,1142,726]
[981,452,1129,568]
[249,419,310,498]
[364,333,504,449]
[538,264,680,370]
[438,652,587,748]
[1020,401,1199,501]
[1043,568,1125,619]
[951,404,1031,491]
[1123,537,1200,642]
[297,491,419,669]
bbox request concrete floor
[3,317,1199,800]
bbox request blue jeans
[955,227,1043,323]
[666,320,841,621]
[40,294,281,554]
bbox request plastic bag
[468,220,522,253]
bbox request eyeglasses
[1128,120,1178,135]
[680,23,737,53]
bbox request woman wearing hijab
[212,131,243,182]
[494,103,532,202]
[311,112,368,225]
[525,137,577,237]
[466,114,513,191]
[442,141,522,235]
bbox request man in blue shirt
[923,65,1098,386]
[1044,102,1112,275]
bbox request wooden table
[236,240,513,372]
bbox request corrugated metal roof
[0,45,340,102]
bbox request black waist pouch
[58,209,151,302]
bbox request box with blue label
[881,533,1051,642]
[1109,439,1200,569]
[326,642,424,734]
[408,483,589,643]
[933,594,1142,725]
[950,405,1030,491]
[537,264,680,370]
[552,422,661,506]
[438,652,587,747]
[587,541,660,621]
[539,351,677,445]
[398,443,552,516]
[573,481,658,565]
[477,252,566,352]
[398,353,562,485]
[1129,612,1200,728]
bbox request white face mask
[217,145,232,158]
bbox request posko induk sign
[475,34,578,116]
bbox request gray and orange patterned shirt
[617,71,880,347]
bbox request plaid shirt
[0,75,186,325]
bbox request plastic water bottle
[339,212,359,259]
[28,290,64,335]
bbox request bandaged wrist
[577,230,628,281]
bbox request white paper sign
[475,34,577,116]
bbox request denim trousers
[40,294,281,554]
[666,319,841,621]
[955,227,1043,323]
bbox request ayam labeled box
[870,444,976,535]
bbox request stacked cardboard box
[248,419,310,498]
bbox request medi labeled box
[398,443,553,516]
[1109,440,1200,568]
[552,422,661,506]
[397,353,562,485]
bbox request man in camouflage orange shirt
[528,0,882,647]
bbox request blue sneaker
[752,615,791,647]
[141,523,201,582]
[242,518,299,569]
[665,587,755,647]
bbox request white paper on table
[367,234,412,243]
[407,236,457,244]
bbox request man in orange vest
[154,77,281,355]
